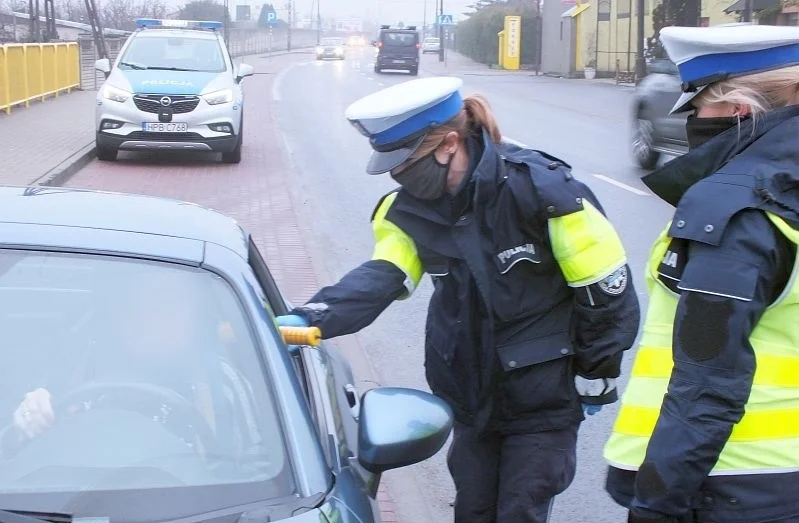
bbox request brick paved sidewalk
[0,89,97,186]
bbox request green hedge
[456,4,539,66]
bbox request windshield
[0,250,293,521]
[381,32,417,46]
[119,35,227,73]
[320,38,344,46]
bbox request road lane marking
[592,174,650,196]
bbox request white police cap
[661,24,799,114]
[345,76,464,174]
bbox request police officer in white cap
[604,24,799,523]
[276,77,640,522]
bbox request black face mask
[685,114,742,150]
[391,151,452,200]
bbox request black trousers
[447,421,579,523]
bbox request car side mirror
[236,63,254,83]
[95,58,111,74]
[357,387,453,474]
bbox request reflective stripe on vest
[604,213,799,475]
[371,192,424,298]
[548,199,627,287]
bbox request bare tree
[54,0,88,22]
[100,0,166,30]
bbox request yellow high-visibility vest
[370,192,627,296]
[604,213,799,475]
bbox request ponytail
[463,95,502,143]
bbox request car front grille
[127,131,206,141]
[133,94,200,114]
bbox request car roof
[0,186,249,259]
[135,29,220,41]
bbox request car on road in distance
[631,58,689,170]
[374,25,420,75]
[0,185,453,523]
[316,37,346,60]
[421,37,441,54]
[94,19,254,165]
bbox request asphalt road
[272,47,676,523]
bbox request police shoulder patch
[597,266,628,296]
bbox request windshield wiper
[145,66,200,72]
[0,509,69,523]
[119,61,147,70]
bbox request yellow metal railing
[0,42,80,115]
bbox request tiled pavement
[0,89,96,186]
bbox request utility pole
[223,0,229,49]
[743,0,752,22]
[438,0,444,62]
[423,0,426,38]
[316,0,320,44]
[635,0,645,81]
[286,0,292,50]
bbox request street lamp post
[438,0,444,62]
[635,0,646,81]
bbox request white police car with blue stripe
[94,19,254,164]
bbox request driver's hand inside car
[13,388,55,439]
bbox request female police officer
[279,77,640,523]
[604,25,799,523]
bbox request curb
[33,142,96,187]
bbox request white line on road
[592,174,650,196]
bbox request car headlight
[316,46,324,54]
[102,84,130,103]
[203,88,234,105]
[335,47,343,54]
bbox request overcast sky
[280,0,475,26]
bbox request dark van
[374,25,420,75]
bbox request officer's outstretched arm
[549,196,641,404]
[289,193,424,340]
[628,210,792,521]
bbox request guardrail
[0,42,80,115]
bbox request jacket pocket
[496,332,577,418]
[496,332,574,371]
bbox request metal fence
[227,27,318,57]
[0,41,79,114]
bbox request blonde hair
[695,65,799,118]
[409,94,502,161]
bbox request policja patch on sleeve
[597,266,628,296]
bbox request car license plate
[142,122,188,132]
[393,60,405,64]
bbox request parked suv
[631,58,688,170]
[374,25,420,75]
[94,18,254,164]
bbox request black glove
[627,510,680,523]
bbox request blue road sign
[266,12,277,24]
[438,14,454,25]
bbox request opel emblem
[160,96,172,107]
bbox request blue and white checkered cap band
[679,42,799,91]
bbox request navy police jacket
[294,129,640,433]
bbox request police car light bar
[135,19,223,30]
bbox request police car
[94,19,254,164]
